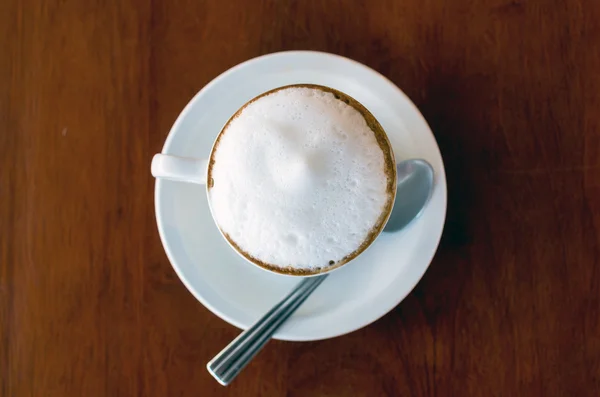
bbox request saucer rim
[154,50,447,341]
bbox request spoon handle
[207,274,328,385]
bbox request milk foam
[209,87,390,271]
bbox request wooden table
[2,0,599,396]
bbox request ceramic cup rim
[203,83,398,277]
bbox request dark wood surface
[2,0,600,396]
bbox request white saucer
[155,51,447,341]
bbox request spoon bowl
[385,159,434,232]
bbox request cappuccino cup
[152,84,398,276]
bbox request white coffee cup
[152,84,399,276]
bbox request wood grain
[2,0,600,396]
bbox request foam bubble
[209,87,390,271]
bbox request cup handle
[151,154,208,185]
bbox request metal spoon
[207,158,434,386]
